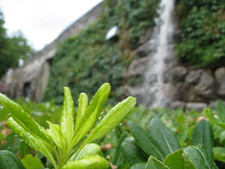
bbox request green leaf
[147,118,180,157]
[0,94,50,143]
[60,87,75,146]
[111,132,129,167]
[145,156,169,169]
[21,154,45,169]
[83,83,110,125]
[164,149,195,169]
[72,83,110,145]
[190,119,213,155]
[83,96,136,144]
[213,147,225,162]
[18,141,30,159]
[130,163,146,169]
[215,100,225,122]
[62,155,108,169]
[70,143,102,161]
[205,109,225,130]
[164,150,184,169]
[121,137,147,165]
[75,93,88,133]
[7,118,57,168]
[130,122,164,160]
[184,146,218,169]
[46,121,65,151]
[0,150,26,169]
[185,162,196,169]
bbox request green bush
[176,0,225,67]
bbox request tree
[0,10,34,78]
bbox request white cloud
[0,0,103,50]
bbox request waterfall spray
[143,0,175,107]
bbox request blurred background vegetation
[43,0,159,104]
[176,0,225,67]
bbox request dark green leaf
[190,119,213,155]
[164,149,195,169]
[0,150,26,169]
[130,122,164,160]
[145,156,169,169]
[147,118,180,156]
[130,163,146,169]
[111,132,129,167]
[121,137,147,165]
[215,100,225,122]
[164,149,184,169]
[184,146,218,169]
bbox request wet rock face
[185,70,203,85]
[165,66,225,109]
[124,59,225,109]
[126,57,149,77]
[215,67,225,97]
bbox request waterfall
[143,0,175,107]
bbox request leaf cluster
[0,83,136,169]
[111,116,216,169]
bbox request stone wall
[125,54,225,110]
[167,66,225,110]
[2,2,102,101]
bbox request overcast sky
[0,0,103,50]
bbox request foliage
[0,10,34,79]
[99,101,225,169]
[111,112,217,168]
[176,0,225,67]
[0,83,136,169]
[0,150,25,169]
[205,101,225,165]
[44,0,159,104]
[2,97,225,168]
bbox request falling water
[143,0,175,107]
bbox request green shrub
[0,83,136,169]
[176,0,225,67]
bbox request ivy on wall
[44,0,159,104]
[176,0,225,67]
